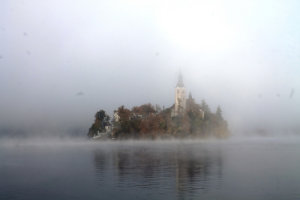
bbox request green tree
[216,106,223,120]
[201,100,211,113]
[87,109,110,138]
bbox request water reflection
[93,142,223,198]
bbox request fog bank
[1,0,299,137]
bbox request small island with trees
[87,74,230,140]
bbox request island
[87,74,230,140]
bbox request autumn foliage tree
[90,101,230,139]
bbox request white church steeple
[172,72,186,117]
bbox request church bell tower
[173,72,186,116]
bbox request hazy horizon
[1,0,300,136]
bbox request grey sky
[0,0,299,133]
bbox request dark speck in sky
[155,52,160,56]
[76,91,84,96]
[276,93,280,98]
[23,32,28,36]
[26,50,31,55]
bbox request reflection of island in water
[93,143,223,199]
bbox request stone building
[171,73,186,117]
[171,73,205,119]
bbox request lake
[1,137,300,200]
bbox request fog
[0,0,299,137]
[2,136,300,149]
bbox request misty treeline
[87,98,229,139]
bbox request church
[171,73,204,119]
[171,73,186,117]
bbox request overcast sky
[0,0,299,133]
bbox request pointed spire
[176,72,184,87]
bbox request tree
[96,110,106,121]
[118,106,131,122]
[114,106,131,137]
[201,100,211,113]
[87,109,110,138]
[132,104,156,115]
[216,106,223,120]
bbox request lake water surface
[1,137,300,200]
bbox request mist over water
[1,0,300,199]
